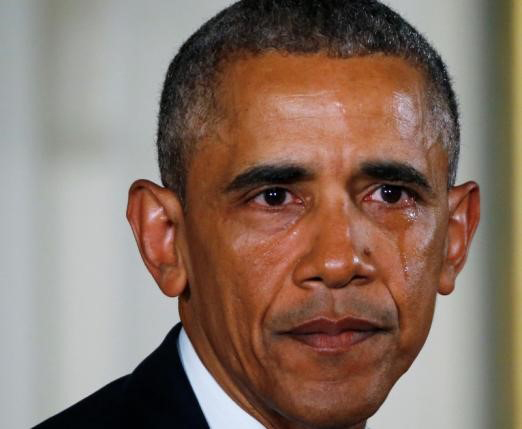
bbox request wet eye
[252,187,293,206]
[366,185,414,205]
[379,185,403,203]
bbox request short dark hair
[157,0,459,203]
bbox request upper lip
[285,316,381,336]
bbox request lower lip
[288,330,377,352]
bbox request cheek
[365,206,445,292]
[399,209,446,300]
[226,223,302,309]
[360,210,446,348]
[187,215,300,330]
[398,220,446,353]
[186,216,306,382]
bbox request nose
[292,202,373,289]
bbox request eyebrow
[224,163,314,192]
[360,161,433,193]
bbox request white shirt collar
[177,327,266,429]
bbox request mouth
[282,316,383,352]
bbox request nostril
[300,274,370,289]
[351,275,370,286]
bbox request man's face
[181,54,452,428]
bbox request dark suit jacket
[34,323,210,428]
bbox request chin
[263,377,391,429]
[276,400,381,429]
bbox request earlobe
[126,179,188,297]
[438,181,480,295]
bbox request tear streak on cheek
[398,226,438,288]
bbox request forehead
[191,53,446,189]
[223,52,427,94]
[218,53,428,126]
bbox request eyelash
[363,184,419,207]
[247,184,420,209]
[250,187,301,207]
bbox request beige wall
[0,1,500,428]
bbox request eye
[365,184,415,205]
[251,187,295,207]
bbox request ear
[438,181,480,295]
[126,179,188,297]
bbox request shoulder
[33,324,209,429]
[33,376,133,428]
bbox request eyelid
[248,186,303,207]
[375,182,421,196]
[363,184,419,205]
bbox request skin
[127,54,480,429]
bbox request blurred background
[1,0,519,428]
